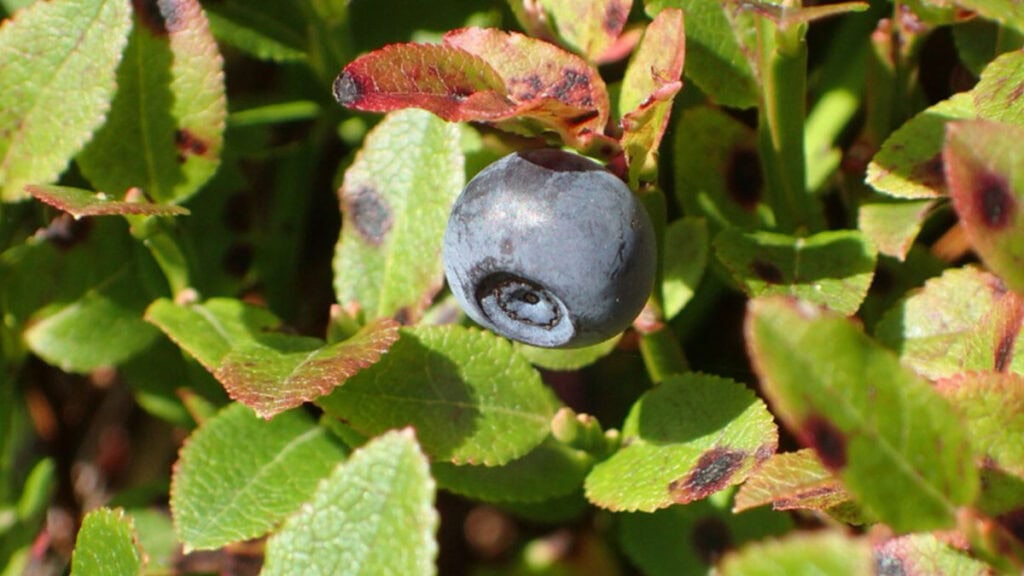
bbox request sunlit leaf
[719,531,872,576]
[71,508,143,576]
[334,109,463,323]
[146,298,399,418]
[77,0,226,204]
[946,119,1024,294]
[262,429,437,576]
[585,373,777,512]
[746,297,978,532]
[319,325,559,466]
[619,7,685,185]
[172,403,347,550]
[876,266,1024,380]
[714,229,877,315]
[26,185,189,217]
[0,0,132,200]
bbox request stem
[756,8,821,233]
[639,324,688,383]
[129,217,192,298]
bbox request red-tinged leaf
[936,372,1024,479]
[443,27,610,147]
[215,319,400,419]
[619,8,685,185]
[946,120,1024,294]
[527,0,634,63]
[874,533,993,576]
[734,449,857,518]
[333,43,514,121]
[27,185,189,217]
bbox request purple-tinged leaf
[946,119,1024,294]
[619,8,685,185]
[515,0,633,63]
[26,185,189,218]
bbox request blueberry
[442,149,657,348]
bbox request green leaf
[645,0,758,108]
[124,508,175,573]
[319,325,559,466]
[866,93,975,199]
[26,185,189,217]
[946,120,1024,294]
[733,449,857,519]
[585,373,777,512]
[24,266,162,373]
[953,19,1023,77]
[618,495,793,576]
[145,298,399,418]
[333,109,463,323]
[205,2,307,63]
[718,531,873,576]
[171,403,348,551]
[77,0,226,204]
[515,335,621,371]
[0,0,132,201]
[874,533,993,576]
[937,372,1024,478]
[714,229,877,316]
[262,429,437,576]
[618,7,685,185]
[661,217,708,320]
[857,199,935,261]
[70,508,143,576]
[876,266,1024,380]
[746,297,979,532]
[433,436,592,503]
[673,106,771,233]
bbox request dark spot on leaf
[750,259,783,284]
[508,75,544,101]
[132,0,186,35]
[669,447,745,503]
[39,214,91,250]
[333,71,365,106]
[725,147,762,209]
[910,153,945,189]
[973,170,1016,229]
[772,485,842,509]
[604,2,629,34]
[801,415,847,470]
[519,149,602,173]
[222,242,253,278]
[874,551,907,576]
[567,110,601,126]
[344,186,392,245]
[997,507,1024,543]
[551,70,593,106]
[175,129,208,162]
[690,516,732,565]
